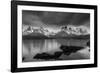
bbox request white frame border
[17,5,94,68]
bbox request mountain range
[22,25,90,39]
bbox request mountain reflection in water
[22,39,90,62]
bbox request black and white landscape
[22,10,90,62]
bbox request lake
[22,39,90,62]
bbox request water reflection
[22,39,90,62]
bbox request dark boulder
[22,57,25,61]
[87,41,90,47]
[34,53,52,60]
[54,51,63,59]
[34,51,63,60]
[60,45,84,56]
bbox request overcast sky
[22,10,90,32]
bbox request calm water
[22,39,90,62]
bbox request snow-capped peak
[23,26,56,36]
[23,24,90,36]
[61,25,89,35]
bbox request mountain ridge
[22,25,90,39]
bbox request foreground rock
[34,51,63,60]
[60,45,84,55]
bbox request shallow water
[22,39,90,62]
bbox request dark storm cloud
[22,10,90,27]
[70,13,90,25]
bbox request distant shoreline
[22,35,90,40]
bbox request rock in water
[60,45,84,55]
[87,41,90,47]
